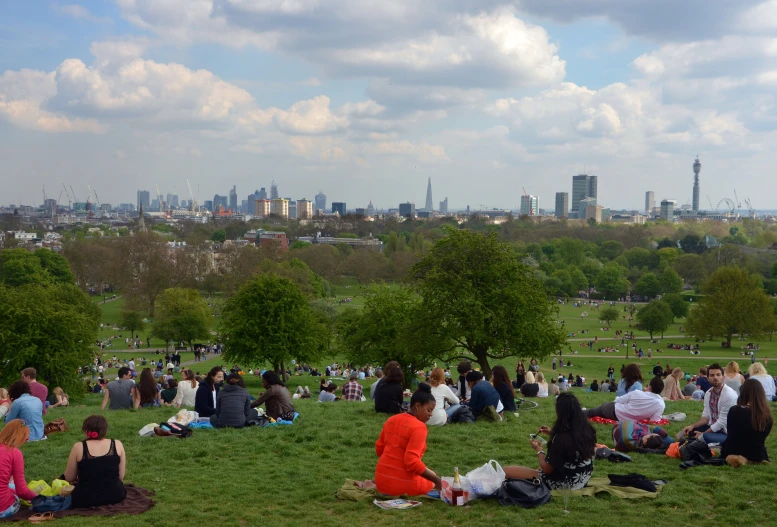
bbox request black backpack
[159,422,192,438]
[450,405,476,424]
[496,478,551,508]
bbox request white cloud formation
[53,3,112,24]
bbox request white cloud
[301,77,322,86]
[53,3,112,24]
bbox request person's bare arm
[116,441,126,481]
[100,389,110,411]
[63,443,81,483]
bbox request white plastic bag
[168,410,198,426]
[138,423,159,437]
[465,460,506,497]
[440,476,475,504]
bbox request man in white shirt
[128,358,135,372]
[584,377,666,422]
[678,363,737,444]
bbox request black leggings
[583,402,617,420]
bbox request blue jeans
[445,405,461,421]
[0,497,19,519]
[687,425,727,445]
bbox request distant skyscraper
[332,202,346,216]
[213,194,228,211]
[554,192,568,218]
[171,194,179,208]
[660,199,676,221]
[645,191,655,213]
[424,177,433,211]
[229,185,237,211]
[692,156,701,212]
[315,191,326,213]
[399,202,416,218]
[520,195,538,216]
[137,190,150,210]
[270,182,279,200]
[571,174,597,213]
[438,197,448,214]
[258,188,267,200]
[287,199,297,220]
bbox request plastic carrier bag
[465,460,506,497]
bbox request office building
[287,199,297,220]
[424,177,433,211]
[660,199,676,221]
[315,191,326,213]
[645,191,655,213]
[554,192,568,218]
[439,197,448,214]
[255,199,271,217]
[399,202,416,218]
[213,194,228,211]
[258,188,267,200]
[246,192,257,215]
[355,208,366,216]
[203,200,213,211]
[272,198,289,218]
[571,174,597,213]
[331,202,347,216]
[137,190,150,210]
[229,186,237,211]
[270,182,279,200]
[297,199,313,219]
[520,194,539,216]
[692,156,701,212]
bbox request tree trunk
[472,346,492,380]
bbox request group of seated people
[1,369,68,442]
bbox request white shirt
[614,390,666,422]
[537,383,548,398]
[701,384,738,433]
[174,381,198,407]
[427,384,460,426]
[129,361,135,370]
[751,374,776,400]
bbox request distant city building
[520,194,539,216]
[692,156,701,212]
[298,232,383,251]
[297,199,313,219]
[645,191,655,213]
[332,202,346,216]
[554,192,568,218]
[137,190,150,210]
[270,182,279,200]
[571,174,597,213]
[584,203,603,223]
[367,201,375,216]
[213,194,228,211]
[424,177,433,211]
[203,200,213,211]
[151,199,159,210]
[258,188,267,200]
[660,199,676,221]
[229,186,237,211]
[272,198,289,218]
[399,202,416,218]
[355,208,366,216]
[315,191,327,213]
[255,199,271,217]
[287,199,297,220]
[439,197,448,214]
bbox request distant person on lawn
[318,384,339,402]
[369,370,384,400]
[374,364,404,415]
[721,379,773,466]
[195,367,224,418]
[677,363,737,444]
[503,394,596,490]
[101,367,134,411]
[251,371,296,421]
[584,376,666,423]
[616,364,643,396]
[342,373,363,401]
[374,384,441,496]
[5,382,44,441]
[20,368,47,416]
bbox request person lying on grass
[612,421,672,452]
[584,376,665,423]
[503,393,596,491]
[374,383,441,496]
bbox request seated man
[318,383,339,402]
[677,363,737,445]
[342,373,364,401]
[464,371,502,419]
[584,376,666,422]
[600,379,611,392]
[682,378,697,398]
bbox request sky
[2,1,777,211]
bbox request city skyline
[3,2,777,210]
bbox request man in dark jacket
[210,373,256,428]
[464,371,501,418]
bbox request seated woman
[211,374,256,428]
[132,368,161,409]
[374,384,441,496]
[428,367,460,426]
[616,364,643,396]
[161,379,178,405]
[660,368,686,401]
[0,420,39,519]
[195,367,224,418]
[491,366,516,412]
[535,372,549,398]
[503,393,596,490]
[374,365,404,415]
[520,371,540,398]
[48,387,69,409]
[318,383,339,402]
[250,371,296,421]
[4,382,44,441]
[721,378,773,466]
[64,415,127,509]
[0,389,10,420]
[173,370,198,408]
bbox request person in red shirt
[374,383,441,496]
[21,368,47,416]
[0,420,39,518]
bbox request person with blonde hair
[724,362,745,395]
[535,372,549,398]
[48,387,69,408]
[427,367,460,426]
[747,362,776,402]
[173,369,198,408]
[0,389,9,420]
[520,371,540,397]
[660,368,685,401]
[0,420,39,518]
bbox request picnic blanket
[0,485,155,522]
[590,416,670,426]
[550,478,662,499]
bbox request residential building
[584,204,603,223]
[399,202,416,218]
[571,174,597,213]
[255,199,271,217]
[520,194,539,216]
[660,199,676,221]
[332,202,347,216]
[297,199,313,219]
[137,190,150,210]
[554,192,568,218]
[645,191,654,213]
[244,229,289,251]
[272,198,289,218]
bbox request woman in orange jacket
[374,384,441,496]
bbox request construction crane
[522,186,528,196]
[62,184,72,209]
[155,184,164,213]
[186,178,199,213]
[707,195,715,211]
[89,185,102,213]
[744,198,755,217]
[733,189,742,211]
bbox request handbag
[44,418,67,435]
[679,439,711,462]
[496,478,551,508]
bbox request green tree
[210,229,227,243]
[290,240,311,250]
[772,261,777,280]
[119,310,146,339]
[0,283,99,394]
[594,262,630,299]
[597,240,624,261]
[151,288,211,349]
[680,234,706,254]
[587,217,597,226]
[219,274,328,374]
[673,253,707,289]
[660,267,684,294]
[686,267,776,346]
[408,230,565,379]
[661,293,689,321]
[598,306,620,327]
[0,248,74,287]
[637,300,673,339]
[634,272,661,299]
